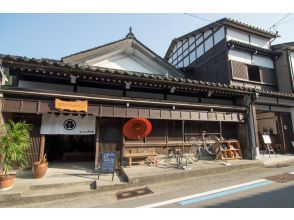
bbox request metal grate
[265,164,290,168]
[265,173,294,183]
[116,187,153,200]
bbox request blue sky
[1,13,294,60]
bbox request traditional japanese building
[165,18,294,158]
[0,28,253,169]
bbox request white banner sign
[41,114,96,135]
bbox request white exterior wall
[228,49,274,69]
[252,54,274,69]
[250,35,270,49]
[228,49,252,65]
[226,28,271,49]
[290,52,294,75]
[214,27,225,44]
[227,28,250,44]
[91,55,156,74]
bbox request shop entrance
[45,135,95,162]
[256,111,294,154]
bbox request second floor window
[248,65,261,82]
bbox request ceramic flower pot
[32,162,48,179]
[0,174,15,191]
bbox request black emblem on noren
[63,119,76,130]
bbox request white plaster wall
[228,49,274,69]
[227,28,271,49]
[228,49,252,65]
[252,55,274,69]
[227,28,249,44]
[250,35,270,49]
[290,52,294,74]
[90,54,164,75]
[214,27,225,44]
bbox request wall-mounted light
[172,106,176,110]
[170,86,176,93]
[125,81,131,89]
[126,102,130,107]
[70,75,77,84]
[210,108,214,112]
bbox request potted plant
[0,120,31,191]
[32,154,48,179]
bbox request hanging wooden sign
[55,99,88,112]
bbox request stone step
[28,179,95,190]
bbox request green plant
[0,120,32,175]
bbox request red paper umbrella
[123,118,152,139]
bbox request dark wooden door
[99,119,123,152]
[280,112,294,154]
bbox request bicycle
[159,146,190,169]
[187,131,219,162]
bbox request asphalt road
[98,163,294,208]
[7,161,294,208]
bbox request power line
[184,13,214,24]
[269,13,292,31]
[184,13,293,50]
[278,17,294,26]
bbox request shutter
[260,67,276,85]
[231,61,248,80]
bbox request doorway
[256,111,294,154]
[45,135,95,162]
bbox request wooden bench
[123,152,158,167]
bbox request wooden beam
[251,104,260,149]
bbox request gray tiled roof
[226,40,280,56]
[1,53,294,99]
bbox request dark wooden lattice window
[231,61,248,80]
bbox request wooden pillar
[251,105,260,148]
[95,119,100,170]
[39,134,45,160]
[248,103,260,159]
[182,120,185,149]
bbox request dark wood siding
[188,39,229,84]
[260,67,276,85]
[13,115,41,167]
[146,120,165,142]
[99,119,123,153]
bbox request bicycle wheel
[206,144,216,155]
[190,145,201,162]
[205,135,217,155]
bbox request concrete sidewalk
[1,154,294,207]
[257,154,294,166]
[0,162,127,206]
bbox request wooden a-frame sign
[97,152,117,181]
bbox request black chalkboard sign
[97,152,117,181]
